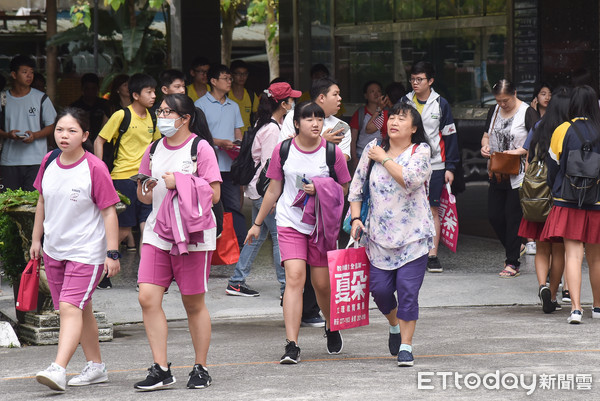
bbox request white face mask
[157,117,183,137]
[286,100,295,114]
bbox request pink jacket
[154,172,215,255]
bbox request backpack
[560,121,600,208]
[230,119,279,186]
[149,136,223,236]
[519,146,552,222]
[103,107,157,172]
[256,138,338,197]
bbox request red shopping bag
[439,182,458,253]
[211,212,240,265]
[327,242,370,331]
[16,259,39,312]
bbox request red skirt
[541,206,600,244]
[517,218,545,240]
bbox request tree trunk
[264,1,279,81]
[221,6,236,66]
[45,0,57,103]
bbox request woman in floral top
[348,102,435,367]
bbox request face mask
[286,100,295,114]
[157,117,182,137]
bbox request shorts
[43,254,104,310]
[428,169,445,207]
[113,179,152,227]
[138,244,212,295]
[277,226,329,267]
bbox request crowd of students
[1,54,599,393]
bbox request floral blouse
[348,140,435,270]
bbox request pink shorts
[43,254,103,310]
[138,244,212,295]
[277,226,329,267]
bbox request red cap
[265,82,302,102]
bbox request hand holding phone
[129,173,158,183]
[331,121,349,136]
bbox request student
[70,73,111,149]
[195,64,246,246]
[31,107,121,391]
[350,80,384,167]
[94,73,161,288]
[247,101,351,364]
[401,61,459,273]
[134,94,221,390]
[150,69,187,116]
[107,74,130,114]
[187,57,211,102]
[297,64,346,117]
[0,54,57,191]
[229,59,260,135]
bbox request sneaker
[553,301,562,311]
[225,283,260,297]
[68,361,108,386]
[525,241,536,255]
[539,285,555,314]
[36,363,66,391]
[562,290,571,303]
[592,307,600,319]
[134,363,176,391]
[187,364,212,389]
[397,350,414,367]
[427,256,443,273]
[388,332,401,356]
[97,276,112,289]
[280,340,301,364]
[324,328,343,354]
[567,309,583,324]
[301,315,325,327]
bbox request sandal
[499,265,520,278]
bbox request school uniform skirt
[541,205,600,244]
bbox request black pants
[1,165,39,191]
[302,265,321,319]
[220,172,247,247]
[488,181,523,267]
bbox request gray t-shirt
[0,88,57,166]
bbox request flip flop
[499,266,520,278]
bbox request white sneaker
[36,363,66,391]
[567,309,583,324]
[525,242,536,255]
[68,361,108,386]
[592,307,600,319]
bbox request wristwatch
[106,250,121,260]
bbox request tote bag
[16,259,39,312]
[211,212,240,265]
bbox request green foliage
[70,2,92,28]
[0,188,39,212]
[248,0,278,52]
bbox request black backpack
[256,138,338,197]
[103,107,157,172]
[230,119,279,186]
[560,121,600,208]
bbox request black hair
[529,86,570,160]
[532,82,552,101]
[362,81,383,104]
[55,106,90,133]
[256,93,287,131]
[293,101,326,135]
[310,64,329,79]
[159,69,185,88]
[207,64,231,88]
[32,72,46,90]
[128,73,157,102]
[163,94,215,148]
[410,61,435,80]
[385,82,407,104]
[81,73,100,86]
[230,59,249,72]
[190,56,210,70]
[269,77,287,85]
[10,54,35,72]
[108,74,129,110]
[568,85,600,145]
[382,102,430,155]
[492,79,516,96]
[309,77,338,102]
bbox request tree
[247,0,279,81]
[220,0,248,67]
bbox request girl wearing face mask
[226,82,300,298]
[134,94,221,391]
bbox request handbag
[487,106,521,181]
[16,259,39,312]
[211,212,240,265]
[256,158,271,197]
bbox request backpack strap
[269,118,280,130]
[190,136,202,167]
[40,93,48,129]
[113,107,132,161]
[569,120,591,148]
[325,140,338,182]
[279,137,292,170]
[0,90,6,131]
[44,148,62,170]
[148,137,162,171]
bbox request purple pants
[370,254,428,321]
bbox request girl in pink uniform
[31,107,121,391]
[134,93,221,391]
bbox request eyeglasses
[218,76,233,82]
[409,77,427,84]
[155,108,176,117]
[233,72,249,77]
[194,69,209,75]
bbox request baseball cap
[265,82,302,102]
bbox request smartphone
[232,139,242,146]
[129,173,157,183]
[331,121,349,136]
[15,132,29,138]
[354,226,364,241]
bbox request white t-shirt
[33,152,120,264]
[279,111,352,160]
[139,135,222,252]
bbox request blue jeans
[229,197,284,292]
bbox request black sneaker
[388,332,401,356]
[324,328,343,354]
[539,285,555,314]
[301,315,325,327]
[562,290,571,303]
[187,364,211,389]
[280,340,301,364]
[427,256,443,273]
[97,276,112,289]
[225,283,260,297]
[134,363,176,391]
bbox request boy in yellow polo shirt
[228,60,259,135]
[186,57,211,102]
